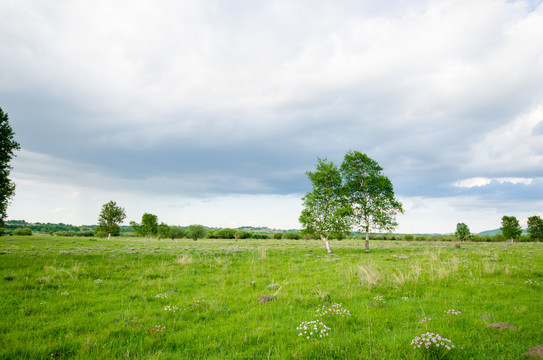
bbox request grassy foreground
[1,236,541,359]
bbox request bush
[12,228,32,236]
[493,234,506,242]
[94,231,108,238]
[284,232,301,240]
[404,234,414,241]
[273,232,283,240]
[252,233,270,239]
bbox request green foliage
[527,215,543,241]
[217,228,236,239]
[168,226,186,240]
[0,107,20,234]
[299,158,352,254]
[284,232,301,240]
[273,232,283,240]
[11,228,32,236]
[340,150,404,251]
[130,213,159,239]
[158,222,170,239]
[97,201,126,238]
[187,224,206,241]
[455,223,471,242]
[500,216,522,241]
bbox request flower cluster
[411,332,455,359]
[525,279,540,286]
[94,279,103,284]
[372,295,385,307]
[61,292,69,296]
[315,303,351,318]
[146,325,166,335]
[402,297,409,301]
[418,316,431,325]
[266,283,280,290]
[297,321,331,339]
[155,293,168,299]
[193,296,206,306]
[444,309,461,316]
[163,305,180,312]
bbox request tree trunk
[320,235,334,254]
[365,226,370,252]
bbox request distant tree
[273,232,283,240]
[299,158,352,254]
[527,215,543,241]
[187,224,206,241]
[97,201,126,239]
[455,223,471,247]
[340,151,404,252]
[130,213,159,239]
[0,107,20,235]
[169,226,186,240]
[217,228,236,239]
[500,216,522,242]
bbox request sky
[1,0,542,234]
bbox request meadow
[1,236,541,359]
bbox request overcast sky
[1,0,542,233]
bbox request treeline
[5,220,541,242]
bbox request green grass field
[1,236,541,359]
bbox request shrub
[284,232,301,240]
[273,232,283,240]
[12,228,32,236]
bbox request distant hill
[478,228,528,236]
[478,229,502,236]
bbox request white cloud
[454,177,534,188]
[454,177,492,188]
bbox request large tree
[527,215,543,241]
[0,107,20,235]
[97,201,126,239]
[299,158,352,254]
[500,215,522,242]
[340,151,403,252]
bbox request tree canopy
[97,201,126,238]
[527,215,543,241]
[187,224,206,241]
[500,216,522,242]
[340,151,403,252]
[455,223,471,246]
[299,158,352,254]
[0,107,20,234]
[130,213,159,239]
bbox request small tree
[500,216,522,242]
[340,151,404,252]
[169,226,186,240]
[527,215,543,241]
[455,223,471,247]
[299,158,352,254]
[130,213,159,239]
[187,224,206,241]
[97,201,126,239]
[0,107,20,235]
